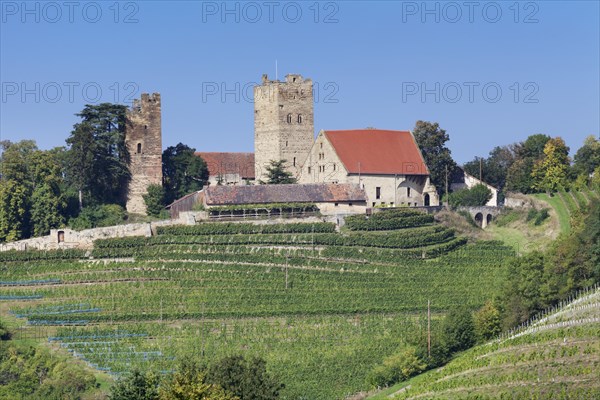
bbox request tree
[29,150,67,236]
[207,355,284,400]
[162,143,209,205]
[531,137,570,192]
[447,184,492,207]
[143,184,166,217]
[65,103,130,207]
[463,145,517,191]
[109,369,160,400]
[0,179,30,242]
[505,134,551,193]
[442,308,475,353]
[159,360,238,400]
[264,160,296,184]
[573,135,600,176]
[473,301,501,342]
[412,121,458,196]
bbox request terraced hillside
[0,209,514,399]
[533,188,599,235]
[370,285,600,400]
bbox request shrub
[474,301,501,342]
[69,204,127,230]
[448,184,492,207]
[109,369,159,400]
[366,347,427,388]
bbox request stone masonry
[125,93,163,214]
[254,74,314,181]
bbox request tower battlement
[254,74,314,181]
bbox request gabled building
[297,129,439,207]
[196,152,255,186]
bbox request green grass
[368,288,600,400]
[532,193,571,235]
[0,218,514,399]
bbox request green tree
[207,355,284,400]
[143,184,166,217]
[264,160,296,184]
[159,360,238,400]
[109,369,160,400]
[65,103,130,207]
[531,137,570,192]
[69,204,127,230]
[447,184,492,207]
[412,121,458,196]
[505,134,551,193]
[30,150,67,236]
[463,145,517,192]
[0,179,30,242]
[573,135,600,176]
[162,143,209,204]
[442,308,475,353]
[473,301,501,342]
[499,252,546,328]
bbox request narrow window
[57,231,65,243]
[308,167,311,174]
[286,141,288,147]
[137,143,142,154]
[287,114,292,124]
[333,164,336,171]
[297,114,302,124]
[334,203,339,207]
[372,202,376,207]
[376,187,381,199]
[293,157,296,166]
[320,143,323,149]
[407,187,411,197]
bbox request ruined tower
[125,93,163,215]
[254,74,314,182]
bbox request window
[137,143,142,154]
[297,114,302,123]
[333,164,336,171]
[286,141,288,147]
[57,231,65,243]
[376,187,381,199]
[287,114,292,124]
[334,203,339,207]
[308,167,311,174]
[372,202,376,207]
[349,203,353,206]
[407,187,411,197]
[320,142,323,149]
[293,157,296,166]
[144,125,147,130]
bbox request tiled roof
[324,129,429,175]
[195,152,255,179]
[205,183,366,205]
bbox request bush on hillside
[366,346,427,388]
[474,301,501,342]
[442,308,476,353]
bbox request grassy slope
[369,287,600,400]
[531,193,571,235]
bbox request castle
[126,74,441,215]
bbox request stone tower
[125,93,163,215]
[254,74,314,182]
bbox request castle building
[125,93,163,214]
[254,73,314,182]
[297,129,440,207]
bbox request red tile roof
[205,183,366,205]
[195,152,255,179]
[324,129,429,175]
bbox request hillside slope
[0,209,513,399]
[369,285,600,399]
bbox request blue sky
[1,0,598,163]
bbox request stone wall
[126,93,163,215]
[254,74,314,181]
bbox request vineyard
[369,285,600,399]
[0,208,514,399]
